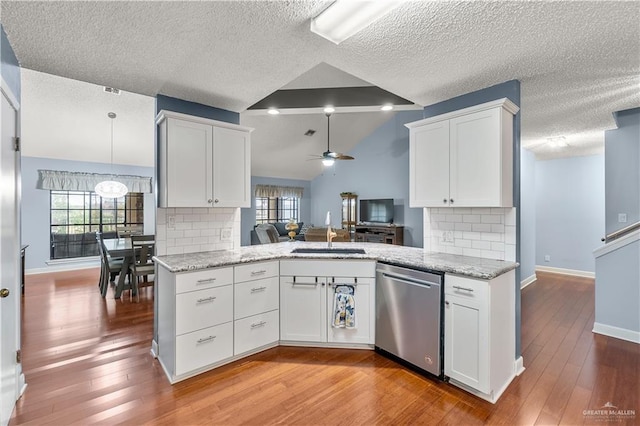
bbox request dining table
[102,237,138,299]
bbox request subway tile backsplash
[424,207,516,261]
[155,207,241,256]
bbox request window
[255,197,299,224]
[50,190,144,260]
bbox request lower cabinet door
[280,277,327,342]
[327,281,373,344]
[444,295,489,393]
[175,322,233,376]
[234,310,279,355]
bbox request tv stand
[354,224,404,246]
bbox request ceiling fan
[309,112,354,166]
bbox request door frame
[0,76,25,425]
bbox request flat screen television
[360,198,394,224]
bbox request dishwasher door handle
[381,272,433,288]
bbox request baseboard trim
[520,274,537,289]
[26,262,99,275]
[535,265,595,279]
[593,322,640,344]
[515,356,525,375]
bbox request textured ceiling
[2,1,639,170]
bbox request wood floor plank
[10,267,640,425]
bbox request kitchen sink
[290,248,366,255]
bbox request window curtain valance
[254,184,304,198]
[37,170,153,194]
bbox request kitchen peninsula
[153,241,519,403]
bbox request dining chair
[96,231,124,297]
[116,225,143,239]
[128,234,155,302]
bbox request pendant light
[95,112,128,199]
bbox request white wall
[535,154,605,273]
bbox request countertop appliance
[375,262,443,378]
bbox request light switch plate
[167,215,176,230]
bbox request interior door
[0,89,20,425]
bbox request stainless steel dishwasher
[375,263,443,378]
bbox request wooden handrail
[602,221,640,243]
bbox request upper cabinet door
[410,121,450,207]
[166,118,213,208]
[449,108,505,207]
[212,126,251,208]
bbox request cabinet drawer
[175,322,233,376]
[235,261,279,283]
[175,267,234,294]
[234,310,279,355]
[234,276,279,320]
[445,274,488,302]
[176,285,233,334]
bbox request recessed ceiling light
[381,104,394,111]
[267,108,280,115]
[324,106,335,113]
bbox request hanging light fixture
[95,112,128,199]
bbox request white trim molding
[521,274,537,289]
[593,322,640,344]
[1,76,20,110]
[515,356,525,375]
[405,98,519,129]
[535,265,595,279]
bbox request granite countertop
[153,241,518,280]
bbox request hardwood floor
[10,269,639,425]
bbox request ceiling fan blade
[335,154,355,160]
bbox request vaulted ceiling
[2,1,639,179]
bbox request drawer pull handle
[250,321,266,329]
[292,281,317,287]
[197,335,216,344]
[197,296,217,303]
[197,278,216,284]
[250,286,267,293]
[250,270,267,276]
[453,285,474,292]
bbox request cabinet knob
[443,198,447,204]
[450,198,454,204]
[0,288,9,298]
[445,300,450,307]
[208,199,213,203]
[214,199,219,203]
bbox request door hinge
[13,137,20,152]
[16,349,21,363]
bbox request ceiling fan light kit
[310,0,404,44]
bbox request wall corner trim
[520,274,537,289]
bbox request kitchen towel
[332,285,356,329]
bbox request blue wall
[1,25,21,101]
[240,176,312,246]
[21,157,155,272]
[422,80,522,356]
[310,110,424,247]
[604,108,640,235]
[535,155,605,272]
[520,149,536,283]
[156,94,239,124]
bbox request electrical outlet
[544,255,551,262]
[441,231,454,243]
[618,213,627,223]
[220,228,232,242]
[167,214,175,230]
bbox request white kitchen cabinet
[280,260,376,346]
[156,110,253,208]
[157,265,235,383]
[444,270,516,403]
[406,98,519,208]
[233,261,280,355]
